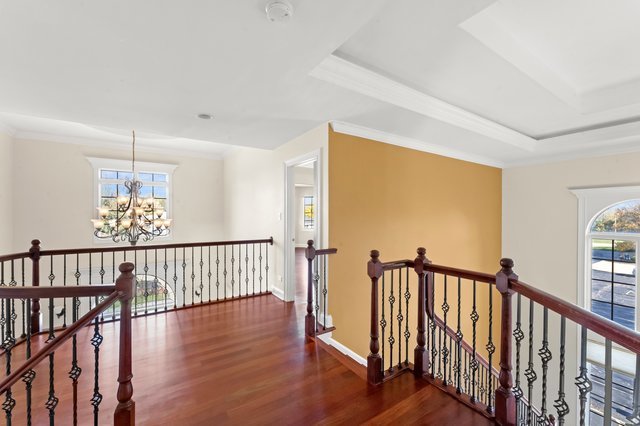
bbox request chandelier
[91,130,172,245]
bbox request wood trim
[426,263,495,284]
[382,260,414,271]
[0,291,120,394]
[0,251,30,262]
[315,248,337,256]
[0,285,116,299]
[511,279,640,353]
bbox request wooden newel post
[367,250,384,385]
[305,240,317,337]
[114,262,136,426]
[29,239,41,334]
[413,247,431,377]
[495,258,518,426]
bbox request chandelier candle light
[92,130,172,245]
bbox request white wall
[11,137,225,252]
[223,124,329,299]
[0,132,13,254]
[295,186,315,246]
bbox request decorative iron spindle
[164,249,169,311]
[69,296,81,426]
[208,247,212,302]
[437,326,443,380]
[24,297,34,426]
[112,252,117,319]
[155,249,159,312]
[553,316,569,425]
[144,249,149,314]
[403,266,410,365]
[314,257,320,332]
[388,270,395,373]
[258,244,262,294]
[173,248,179,306]
[265,243,269,291]
[245,244,249,296]
[199,247,204,303]
[252,244,256,295]
[455,276,462,394]
[486,283,495,413]
[1,262,5,341]
[231,245,235,298]
[46,352,58,425]
[323,256,328,330]
[191,247,196,304]
[182,248,187,306]
[21,259,26,338]
[91,317,103,424]
[397,267,403,369]
[380,272,386,373]
[47,257,54,342]
[216,246,220,300]
[3,294,15,425]
[430,270,437,379]
[539,307,552,418]
[470,280,479,403]
[525,300,537,425]
[441,275,448,385]
[512,293,524,423]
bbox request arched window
[588,200,639,330]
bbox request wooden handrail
[0,251,30,262]
[315,248,337,256]
[0,291,120,394]
[426,263,495,284]
[511,278,640,353]
[0,284,116,299]
[382,260,413,271]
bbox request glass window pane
[153,187,166,198]
[117,171,133,180]
[153,173,167,182]
[155,199,166,209]
[117,184,128,197]
[590,300,612,320]
[591,200,640,233]
[138,172,153,182]
[613,283,635,308]
[100,169,118,179]
[139,186,152,198]
[591,281,611,303]
[101,184,117,197]
[100,198,116,210]
[613,304,635,329]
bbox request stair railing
[0,262,135,425]
[367,247,640,426]
[304,240,337,338]
[0,237,273,340]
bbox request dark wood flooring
[4,295,493,425]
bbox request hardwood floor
[3,295,493,425]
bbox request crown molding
[13,130,226,160]
[311,54,536,152]
[331,121,504,168]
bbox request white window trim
[87,157,178,245]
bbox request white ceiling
[1,0,640,167]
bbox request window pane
[117,171,133,180]
[153,173,167,182]
[153,187,167,198]
[613,304,635,329]
[155,199,166,209]
[591,281,611,303]
[139,186,152,198]
[100,198,116,210]
[100,169,118,179]
[138,172,153,182]
[117,184,128,197]
[589,363,636,423]
[591,200,640,233]
[614,283,635,308]
[101,184,117,197]
[591,300,612,320]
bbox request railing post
[495,258,518,426]
[304,240,317,338]
[29,239,41,334]
[367,250,384,385]
[414,247,431,377]
[114,262,136,426]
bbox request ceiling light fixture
[91,130,172,245]
[265,0,294,23]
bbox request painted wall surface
[11,137,225,252]
[223,124,329,299]
[0,132,13,254]
[328,129,502,364]
[295,186,315,246]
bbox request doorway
[284,150,321,303]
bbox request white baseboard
[317,333,367,366]
[271,286,285,301]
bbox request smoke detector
[265,1,294,23]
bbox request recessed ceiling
[1,0,640,166]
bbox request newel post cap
[29,239,41,260]
[414,247,430,274]
[118,262,135,274]
[305,240,316,260]
[368,250,383,279]
[496,258,517,293]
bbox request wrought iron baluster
[265,242,269,291]
[208,246,212,302]
[224,245,228,299]
[539,307,552,418]
[252,244,256,295]
[470,280,479,403]
[112,252,117,319]
[553,316,569,425]
[46,257,54,342]
[388,270,395,373]
[258,244,263,294]
[396,267,403,369]
[231,245,236,298]
[21,258,26,338]
[182,247,187,307]
[430,269,437,379]
[381,272,386,373]
[24,296,34,426]
[164,248,169,311]
[173,248,178,307]
[91,317,103,425]
[191,246,196,304]
[441,274,448,385]
[486,283,495,414]
[525,299,536,425]
[448,334,453,386]
[314,257,319,332]
[603,339,613,424]
[404,266,410,365]
[455,276,462,394]
[463,349,469,395]
[237,245,242,297]
[134,250,139,316]
[245,243,249,297]
[154,249,159,313]
[512,293,524,423]
[144,249,149,314]
[216,246,220,301]
[63,255,69,327]
[0,262,4,341]
[199,246,204,303]
[69,296,81,426]
[46,352,58,425]
[3,291,16,425]
[323,256,328,331]
[437,324,443,380]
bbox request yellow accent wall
[328,129,502,364]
